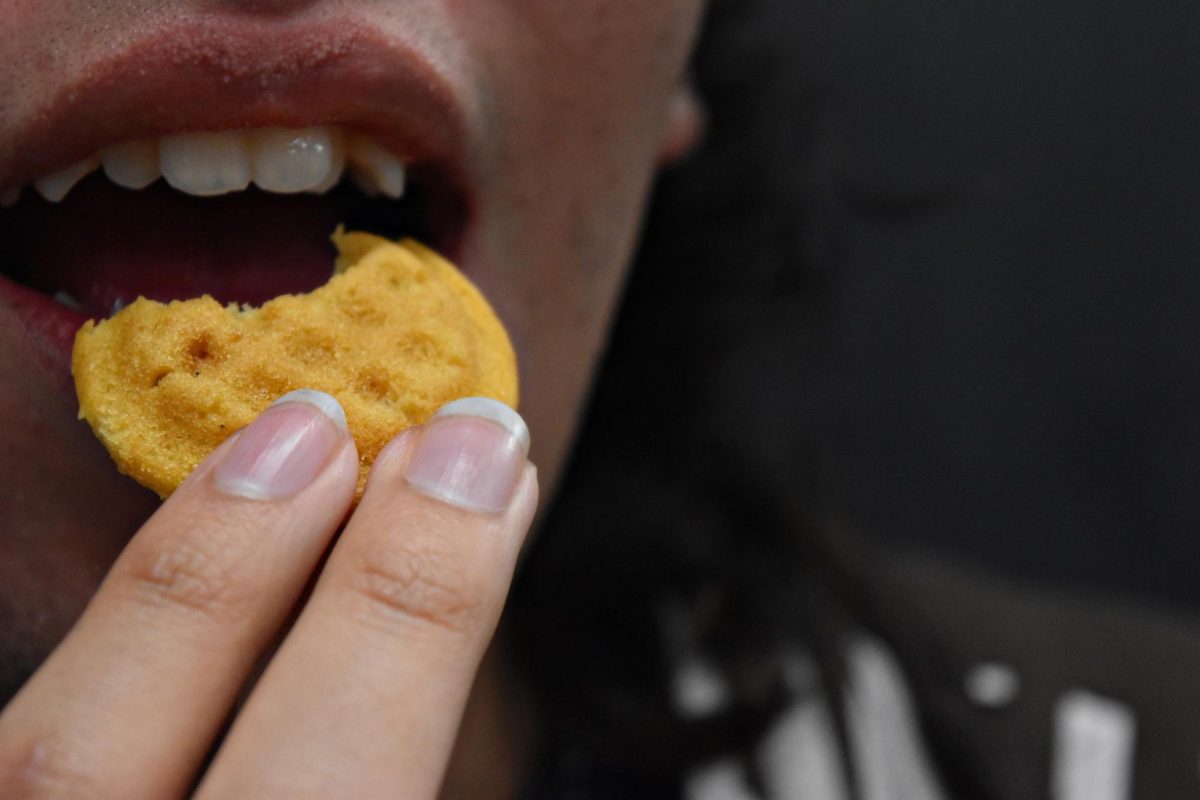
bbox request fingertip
[161,397,358,525]
[213,393,349,501]
[369,427,420,479]
[503,464,540,554]
[433,397,529,457]
[404,400,531,514]
[512,464,539,519]
[270,389,349,432]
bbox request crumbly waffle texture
[72,229,518,499]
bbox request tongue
[2,175,341,318]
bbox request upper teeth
[4,126,406,205]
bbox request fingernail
[214,389,348,500]
[405,397,530,513]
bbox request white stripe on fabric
[685,758,758,800]
[845,635,949,800]
[673,656,732,719]
[759,696,851,800]
[1052,690,1135,800]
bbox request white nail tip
[434,397,530,456]
[272,389,349,432]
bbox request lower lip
[0,277,87,379]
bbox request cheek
[463,4,707,329]
[524,2,703,93]
[466,0,706,224]
[464,0,708,361]
[448,1,705,484]
[462,1,705,120]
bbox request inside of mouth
[0,172,436,320]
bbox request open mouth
[0,16,475,374]
[0,126,465,363]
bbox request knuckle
[0,738,101,800]
[114,533,244,622]
[344,534,490,636]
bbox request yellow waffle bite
[72,230,518,499]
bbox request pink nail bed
[405,397,530,513]
[214,390,346,500]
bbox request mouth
[0,15,474,378]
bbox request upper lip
[0,12,475,199]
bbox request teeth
[161,131,251,196]
[34,156,99,203]
[347,135,406,199]
[310,128,346,194]
[101,139,161,190]
[53,290,82,311]
[5,127,406,204]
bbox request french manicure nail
[214,389,347,500]
[405,397,530,513]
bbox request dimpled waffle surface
[72,230,518,499]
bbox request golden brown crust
[72,230,518,499]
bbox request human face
[0,1,706,695]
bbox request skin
[0,0,706,796]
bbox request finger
[0,390,359,799]
[196,398,537,800]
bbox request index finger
[0,390,360,798]
[196,398,537,800]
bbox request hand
[0,391,537,799]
